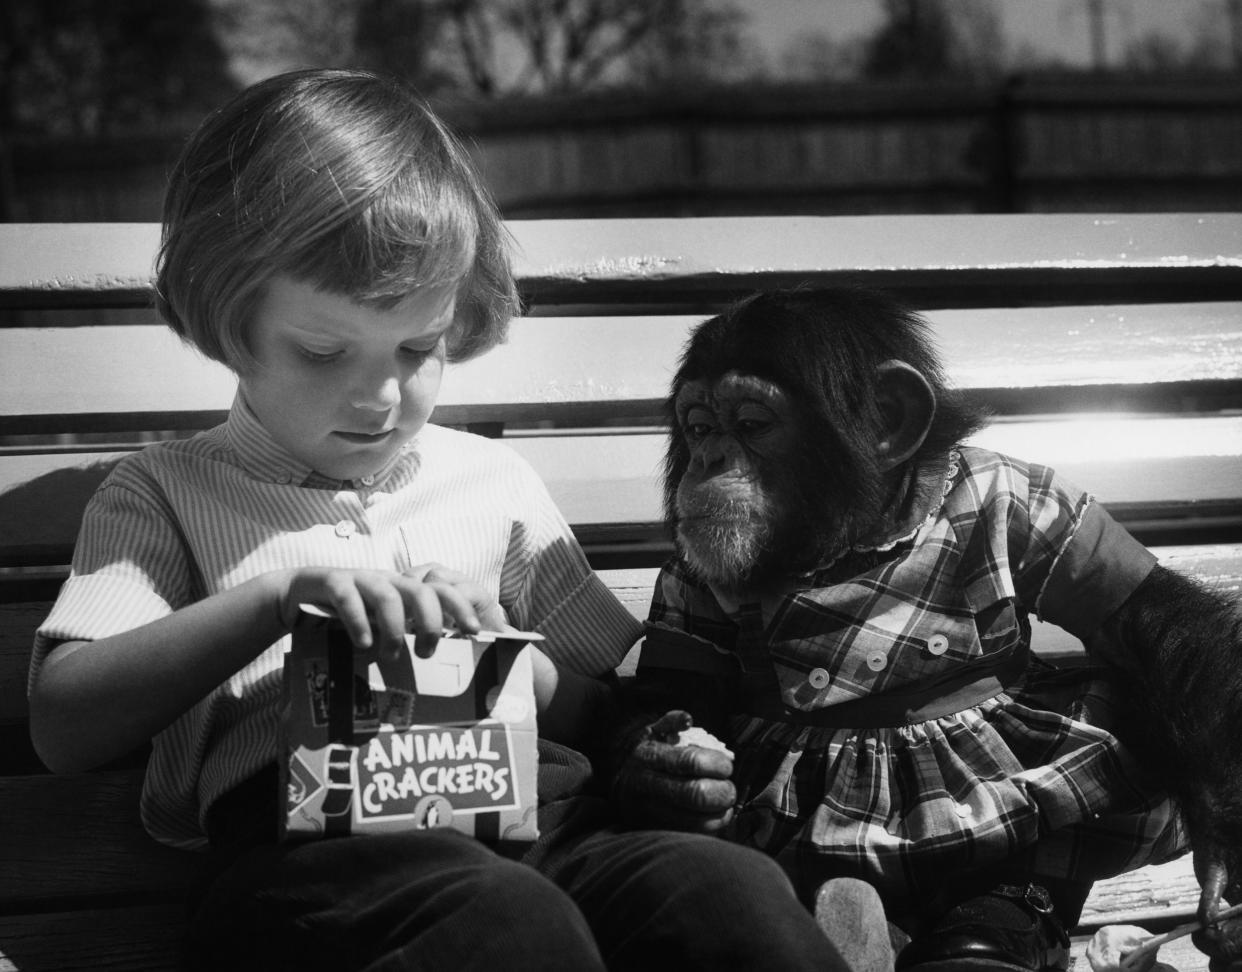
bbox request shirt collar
[223,395,411,490]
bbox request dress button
[808,668,831,689]
[865,650,887,672]
[927,634,950,656]
[334,520,357,538]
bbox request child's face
[240,274,456,482]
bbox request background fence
[3,75,1241,221]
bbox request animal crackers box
[280,605,541,843]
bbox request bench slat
[0,601,46,724]
[4,216,1241,311]
[0,771,205,911]
[3,417,1240,568]
[508,416,1242,530]
[0,904,187,972]
[511,213,1242,308]
[1077,854,1201,929]
[3,303,1239,434]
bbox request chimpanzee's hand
[610,710,736,834]
[1193,850,1242,968]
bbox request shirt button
[927,634,950,656]
[865,650,887,672]
[334,520,357,539]
[808,668,831,689]
[275,470,293,485]
[360,474,376,486]
[955,802,973,819]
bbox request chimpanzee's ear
[875,359,936,471]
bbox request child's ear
[874,360,936,471]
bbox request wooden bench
[1,214,1240,971]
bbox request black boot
[896,883,1070,972]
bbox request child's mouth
[334,429,395,444]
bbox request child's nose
[350,371,401,410]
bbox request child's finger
[327,584,374,651]
[397,574,484,632]
[400,583,446,658]
[407,563,500,631]
[363,583,409,662]
[425,580,485,633]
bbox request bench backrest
[3,214,1242,768]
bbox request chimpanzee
[610,287,1242,971]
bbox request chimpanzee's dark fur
[1094,564,1242,883]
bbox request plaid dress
[644,446,1185,912]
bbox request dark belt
[638,624,1029,730]
[742,641,1029,729]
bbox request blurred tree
[428,0,749,96]
[1198,0,1242,71]
[863,0,1005,80]
[1230,0,1242,69]
[1,0,752,133]
[624,0,757,88]
[1122,31,1194,73]
[780,31,867,83]
[209,0,455,92]
[211,0,364,87]
[1059,0,1129,72]
[354,0,448,87]
[0,0,231,136]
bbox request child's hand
[611,710,736,834]
[404,563,508,635]
[280,565,499,661]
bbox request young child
[27,71,857,972]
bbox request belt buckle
[994,882,1053,915]
[325,743,355,791]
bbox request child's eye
[297,347,343,364]
[400,342,440,363]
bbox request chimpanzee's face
[672,371,810,591]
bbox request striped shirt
[645,447,1180,911]
[33,397,641,850]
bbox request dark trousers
[186,747,849,972]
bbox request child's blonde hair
[156,68,518,370]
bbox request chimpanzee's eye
[736,419,769,437]
[681,406,717,442]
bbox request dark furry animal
[613,287,1242,962]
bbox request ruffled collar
[807,449,960,573]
